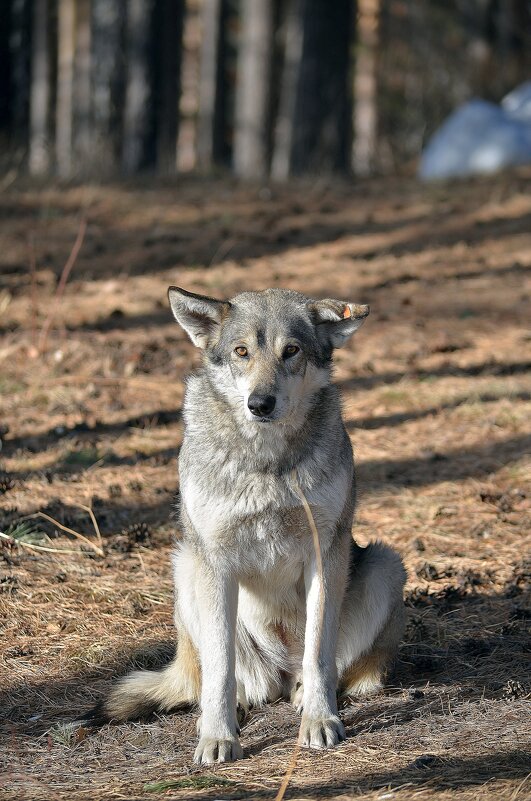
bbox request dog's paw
[298,715,346,749]
[193,736,243,764]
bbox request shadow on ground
[1,180,529,285]
[259,750,531,799]
[2,579,528,736]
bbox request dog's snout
[247,394,276,418]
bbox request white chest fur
[180,451,351,573]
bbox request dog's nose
[247,394,276,417]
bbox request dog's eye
[283,345,300,358]
[234,346,248,357]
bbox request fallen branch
[28,234,38,350]
[37,218,87,354]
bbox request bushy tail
[88,631,200,724]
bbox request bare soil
[0,170,530,801]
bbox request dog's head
[168,287,369,428]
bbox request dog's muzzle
[247,393,276,419]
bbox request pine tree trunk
[197,0,228,168]
[91,0,125,174]
[29,0,51,174]
[353,0,379,176]
[73,0,92,170]
[271,0,302,180]
[154,0,184,173]
[123,0,153,173]
[9,0,32,153]
[56,0,75,177]
[0,2,12,139]
[272,0,353,179]
[511,0,531,83]
[233,0,274,179]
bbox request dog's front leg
[194,563,242,764]
[299,547,346,749]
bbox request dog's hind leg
[337,541,406,698]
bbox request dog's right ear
[167,287,230,348]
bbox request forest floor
[0,170,530,801]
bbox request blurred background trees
[1,0,529,180]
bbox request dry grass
[0,170,530,800]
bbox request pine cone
[0,473,15,494]
[502,679,525,700]
[121,522,151,545]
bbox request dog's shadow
[2,571,528,743]
[1,581,528,800]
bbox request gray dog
[95,287,406,764]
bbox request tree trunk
[55,0,75,177]
[91,0,125,174]
[176,0,201,171]
[197,0,228,168]
[0,3,13,142]
[511,0,531,84]
[122,0,153,173]
[353,0,379,176]
[9,0,32,154]
[233,0,274,179]
[29,0,51,174]
[271,0,302,180]
[272,0,353,179]
[73,0,92,170]
[154,0,184,173]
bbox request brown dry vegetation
[0,170,530,801]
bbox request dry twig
[28,234,38,350]
[74,502,104,552]
[37,218,87,354]
[20,507,104,557]
[0,531,80,554]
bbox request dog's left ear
[309,298,370,349]
[168,286,230,348]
